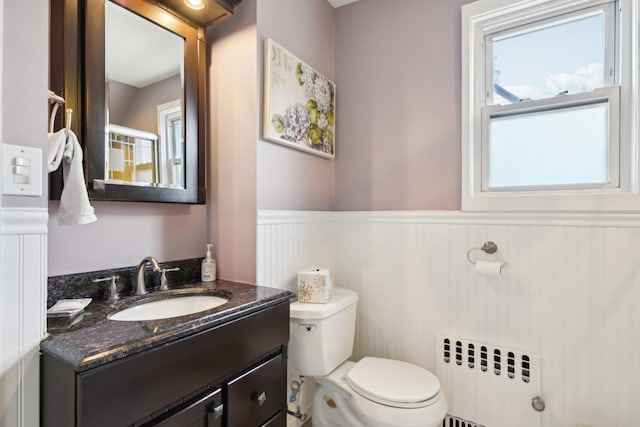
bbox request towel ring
[48,90,65,105]
[48,90,68,133]
[467,241,498,265]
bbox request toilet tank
[289,287,359,376]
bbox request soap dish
[47,298,92,318]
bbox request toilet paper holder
[467,241,498,265]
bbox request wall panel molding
[257,209,640,426]
[1,207,47,427]
[2,208,49,234]
[257,210,335,224]
[260,209,640,228]
[331,210,640,228]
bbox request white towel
[48,129,97,225]
[47,129,66,172]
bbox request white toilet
[289,287,447,427]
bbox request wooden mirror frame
[50,0,206,204]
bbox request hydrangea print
[271,60,334,154]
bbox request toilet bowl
[289,287,447,427]
[312,359,447,427]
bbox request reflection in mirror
[105,1,185,188]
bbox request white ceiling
[327,0,360,8]
[106,1,183,88]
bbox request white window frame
[462,0,638,211]
[157,99,184,188]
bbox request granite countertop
[41,280,294,372]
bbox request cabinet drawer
[147,388,223,427]
[226,354,284,426]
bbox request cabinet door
[226,354,284,426]
[151,388,223,427]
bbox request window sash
[480,86,621,192]
[462,0,636,212]
[483,1,617,106]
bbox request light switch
[2,144,42,196]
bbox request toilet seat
[316,360,448,427]
[346,357,441,409]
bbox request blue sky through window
[492,13,605,103]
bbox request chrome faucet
[135,256,160,295]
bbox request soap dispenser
[201,243,216,282]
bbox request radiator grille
[436,334,542,427]
[443,414,485,427]
[442,337,533,382]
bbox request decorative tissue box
[297,267,332,303]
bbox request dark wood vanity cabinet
[41,301,289,427]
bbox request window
[157,100,184,188]
[461,0,637,211]
[484,88,619,190]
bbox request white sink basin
[108,295,228,321]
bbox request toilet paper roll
[297,267,333,303]
[475,260,504,277]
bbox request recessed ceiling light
[184,0,205,10]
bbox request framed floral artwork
[263,39,335,159]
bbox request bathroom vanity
[41,280,293,427]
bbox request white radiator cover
[436,334,542,427]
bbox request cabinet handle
[207,403,224,420]
[213,403,224,419]
[252,391,267,406]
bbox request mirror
[49,0,206,203]
[105,1,185,189]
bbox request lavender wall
[48,0,469,274]
[2,0,48,209]
[108,75,181,132]
[207,0,335,282]
[334,0,471,211]
[48,201,207,275]
[49,0,335,278]
[256,0,336,211]
[107,80,138,125]
[119,75,182,133]
[207,0,258,283]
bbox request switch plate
[2,143,43,196]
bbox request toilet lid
[346,357,441,409]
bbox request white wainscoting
[0,208,48,427]
[257,211,336,293]
[257,210,640,427]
